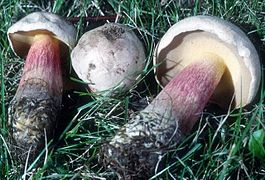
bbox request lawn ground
[0,0,265,179]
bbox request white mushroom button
[154,15,261,108]
[71,23,146,95]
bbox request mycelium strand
[101,54,226,179]
[8,34,62,165]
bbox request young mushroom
[7,12,76,165]
[71,23,145,96]
[100,16,261,179]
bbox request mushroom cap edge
[7,11,77,58]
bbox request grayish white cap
[154,15,261,108]
[7,11,77,58]
[71,23,145,95]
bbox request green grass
[1,0,265,179]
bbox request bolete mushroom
[7,12,76,164]
[71,23,145,95]
[154,15,260,109]
[100,16,261,179]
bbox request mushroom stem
[147,55,226,133]
[9,34,62,164]
[18,35,62,96]
[101,55,226,179]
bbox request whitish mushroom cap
[71,23,145,95]
[154,15,261,108]
[7,11,77,58]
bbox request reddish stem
[9,35,62,165]
[17,35,62,97]
[100,57,226,179]
[145,58,225,133]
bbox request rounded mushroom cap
[7,11,77,58]
[154,15,261,108]
[71,23,145,95]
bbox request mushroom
[100,16,261,179]
[71,23,145,96]
[154,15,260,109]
[7,12,76,164]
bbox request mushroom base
[100,112,181,179]
[8,78,60,167]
